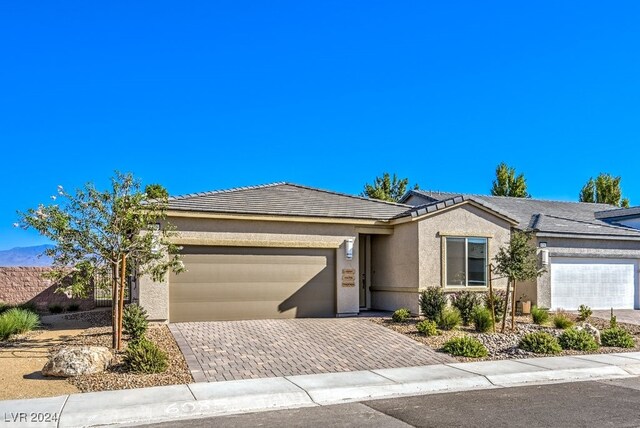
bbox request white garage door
[550,258,637,310]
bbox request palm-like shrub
[531,306,549,325]
[0,308,40,340]
[124,338,168,374]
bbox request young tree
[579,173,630,207]
[145,183,169,200]
[490,163,530,198]
[492,230,542,332]
[17,172,184,350]
[362,172,417,202]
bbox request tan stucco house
[135,183,640,322]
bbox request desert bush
[416,319,439,336]
[0,308,40,340]
[472,306,494,333]
[437,307,462,331]
[484,289,506,321]
[420,287,447,321]
[559,328,599,351]
[531,306,549,325]
[451,290,481,326]
[123,338,168,374]
[577,304,592,322]
[601,327,635,348]
[553,311,574,329]
[519,332,562,354]
[48,304,65,314]
[443,336,488,358]
[123,304,149,342]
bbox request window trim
[442,236,489,288]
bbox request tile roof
[392,195,519,224]
[403,190,640,239]
[167,183,411,221]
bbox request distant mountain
[0,245,54,267]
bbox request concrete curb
[2,353,640,427]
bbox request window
[445,237,487,287]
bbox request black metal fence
[94,272,132,307]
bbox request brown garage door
[169,246,336,322]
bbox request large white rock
[42,346,112,377]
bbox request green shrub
[553,311,574,329]
[437,307,462,331]
[451,290,481,326]
[123,338,168,374]
[420,287,447,321]
[123,304,149,342]
[484,289,506,321]
[416,319,439,336]
[519,332,562,354]
[577,304,592,322]
[443,336,488,358]
[531,306,549,325]
[67,303,81,312]
[0,308,40,340]
[601,327,635,348]
[472,306,494,333]
[48,304,65,314]
[559,328,599,351]
[610,310,618,329]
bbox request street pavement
[143,377,640,428]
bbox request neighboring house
[136,183,640,322]
[402,190,640,312]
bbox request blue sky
[2,1,640,250]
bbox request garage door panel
[551,258,637,310]
[169,247,335,322]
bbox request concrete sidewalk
[3,352,640,428]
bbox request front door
[359,235,370,308]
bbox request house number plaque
[341,268,356,287]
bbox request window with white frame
[445,237,488,286]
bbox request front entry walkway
[169,319,454,382]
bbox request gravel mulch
[60,324,193,392]
[370,313,640,363]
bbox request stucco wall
[417,204,511,292]
[370,222,420,313]
[0,267,95,311]
[535,236,640,308]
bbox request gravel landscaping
[370,313,640,362]
[56,311,193,392]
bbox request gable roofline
[595,206,640,220]
[533,213,640,236]
[402,189,617,209]
[169,182,412,209]
[392,195,520,225]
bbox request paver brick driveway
[169,319,454,382]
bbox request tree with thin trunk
[492,230,542,332]
[579,173,630,207]
[17,172,184,350]
[490,163,530,198]
[361,172,417,202]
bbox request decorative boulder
[577,323,601,345]
[42,346,112,377]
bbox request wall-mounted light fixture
[539,248,549,267]
[345,238,354,260]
